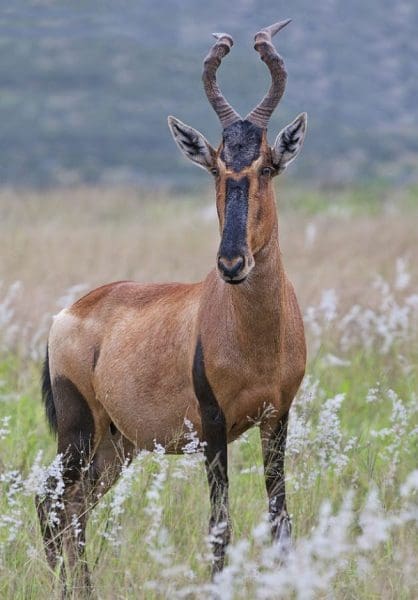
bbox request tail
[41,345,57,435]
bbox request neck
[203,225,285,351]
[228,229,284,333]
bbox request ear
[168,116,216,171]
[271,112,307,173]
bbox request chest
[206,342,282,435]
[224,381,281,442]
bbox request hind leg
[36,375,134,595]
[36,375,97,594]
[63,427,134,593]
[36,485,65,573]
[62,430,133,597]
[36,437,133,595]
[35,449,95,595]
[90,426,135,501]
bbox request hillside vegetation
[1,1,417,187]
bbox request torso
[49,249,305,453]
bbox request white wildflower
[304,221,317,248]
[319,288,338,323]
[102,454,144,546]
[400,470,418,497]
[395,257,411,290]
[0,415,11,440]
[358,487,389,550]
[322,353,351,367]
[316,394,351,473]
[71,514,84,547]
[0,470,24,542]
[173,419,206,480]
[366,384,380,403]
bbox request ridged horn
[246,19,291,129]
[202,32,241,128]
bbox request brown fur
[38,93,306,595]
[50,138,305,453]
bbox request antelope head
[169,20,307,284]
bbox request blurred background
[0,0,417,189]
[1,0,418,342]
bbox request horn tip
[212,32,233,45]
[270,18,292,34]
[254,19,292,44]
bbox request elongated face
[214,120,274,283]
[168,113,307,284]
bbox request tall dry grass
[1,184,417,332]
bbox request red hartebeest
[37,20,307,593]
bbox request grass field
[0,184,417,598]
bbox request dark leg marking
[261,411,292,554]
[54,376,95,472]
[36,375,96,595]
[192,336,230,577]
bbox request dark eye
[210,167,219,176]
[261,167,272,177]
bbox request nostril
[218,255,245,278]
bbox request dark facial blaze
[218,176,249,261]
[217,121,264,284]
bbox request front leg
[193,338,230,577]
[260,410,291,553]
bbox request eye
[210,167,219,176]
[261,166,272,177]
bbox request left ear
[271,112,307,173]
[168,116,216,171]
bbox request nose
[217,255,245,280]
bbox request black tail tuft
[42,345,57,435]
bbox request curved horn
[246,19,291,129]
[202,32,241,128]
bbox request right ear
[271,112,307,173]
[168,116,216,171]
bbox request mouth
[222,275,248,285]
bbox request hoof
[272,512,292,557]
[211,556,225,580]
